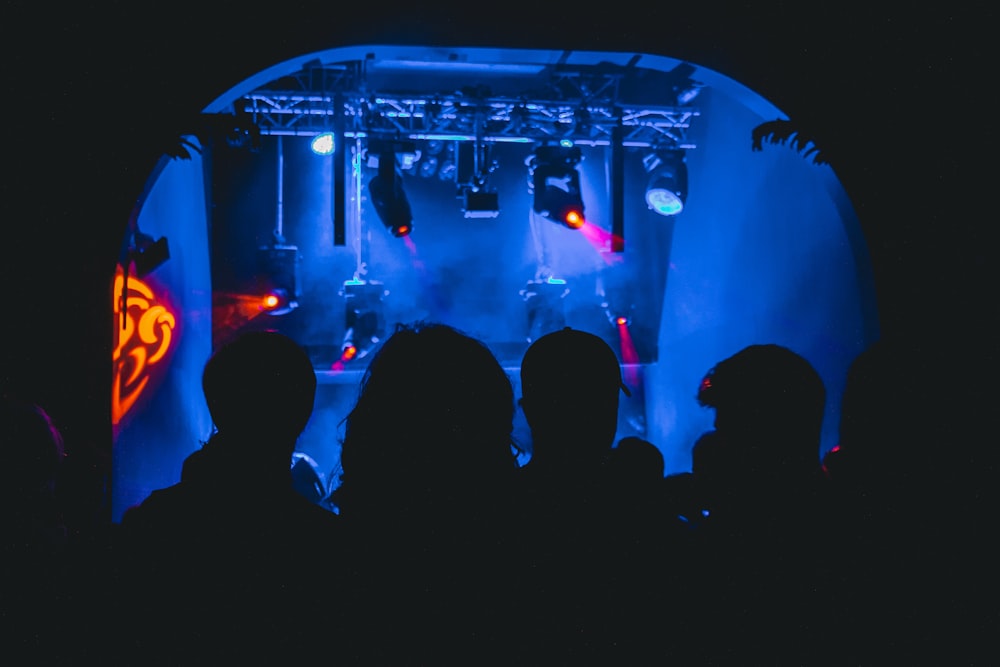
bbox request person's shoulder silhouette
[514,327,646,662]
[0,396,70,657]
[688,343,840,665]
[330,321,520,664]
[332,321,517,528]
[122,329,326,522]
[821,337,987,664]
[116,329,339,664]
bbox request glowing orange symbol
[112,271,177,426]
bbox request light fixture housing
[367,151,413,237]
[461,188,500,219]
[643,149,688,217]
[340,279,387,361]
[257,244,300,315]
[529,143,585,229]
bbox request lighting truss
[236,60,701,150]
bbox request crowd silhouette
[2,324,984,664]
[115,330,342,663]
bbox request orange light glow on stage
[112,270,177,428]
[212,291,276,338]
[330,344,359,371]
[577,221,625,265]
[564,210,585,229]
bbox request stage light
[257,244,300,316]
[418,155,439,178]
[259,288,297,316]
[310,132,336,156]
[340,279,387,362]
[529,143,585,229]
[643,149,688,217]
[341,312,376,359]
[437,157,457,181]
[367,148,414,237]
[262,293,281,310]
[131,231,170,277]
[461,188,500,219]
[602,299,635,328]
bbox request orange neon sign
[112,271,177,426]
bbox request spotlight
[437,157,457,182]
[259,288,297,316]
[339,279,387,361]
[643,149,688,217]
[461,188,500,219]
[529,143,585,229]
[257,244,300,315]
[424,139,445,156]
[367,148,413,237]
[311,132,336,156]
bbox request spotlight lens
[616,316,628,326]
[564,210,585,229]
[392,223,411,237]
[311,132,336,156]
[259,288,296,315]
[342,345,358,361]
[646,188,684,216]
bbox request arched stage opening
[111,44,877,521]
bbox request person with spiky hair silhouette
[513,327,691,663]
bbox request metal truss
[236,60,701,150]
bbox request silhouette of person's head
[697,344,825,482]
[519,327,630,468]
[333,322,517,523]
[201,330,316,460]
[608,436,664,484]
[604,436,667,513]
[826,337,947,501]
